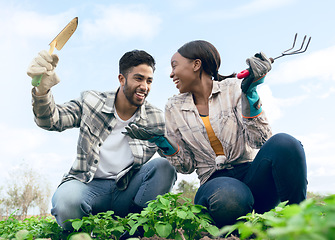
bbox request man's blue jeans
[195,133,307,228]
[51,157,177,230]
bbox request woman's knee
[195,177,254,227]
[268,133,304,152]
[266,133,306,166]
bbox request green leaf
[177,210,187,219]
[71,220,83,231]
[204,224,220,236]
[159,197,170,207]
[191,205,203,213]
[69,233,92,240]
[155,222,172,238]
[281,204,302,218]
[15,229,30,240]
[129,223,141,235]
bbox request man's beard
[123,79,146,107]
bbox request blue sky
[1,0,334,203]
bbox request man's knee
[51,182,91,230]
[147,157,177,180]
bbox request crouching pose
[27,49,177,230]
[125,40,307,228]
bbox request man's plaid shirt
[32,89,165,190]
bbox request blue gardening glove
[241,52,272,118]
[123,122,179,156]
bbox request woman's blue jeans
[195,133,307,228]
[51,157,177,230]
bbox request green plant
[0,213,62,239]
[68,211,125,240]
[126,192,219,239]
[218,194,335,240]
[3,193,333,240]
[69,232,93,240]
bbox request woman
[123,40,307,228]
[164,40,307,227]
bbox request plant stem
[178,228,186,240]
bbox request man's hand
[241,52,272,94]
[27,50,60,95]
[124,123,179,156]
[124,122,164,140]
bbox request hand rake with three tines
[237,33,312,79]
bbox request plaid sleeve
[32,89,82,131]
[164,100,195,174]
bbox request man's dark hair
[119,50,156,77]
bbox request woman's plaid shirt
[165,78,272,185]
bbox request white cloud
[233,0,293,15]
[170,0,201,10]
[0,123,77,189]
[297,133,335,158]
[258,84,307,123]
[293,133,335,195]
[0,6,75,42]
[0,124,46,155]
[308,165,335,177]
[0,5,77,96]
[269,45,335,84]
[319,87,335,99]
[307,163,335,195]
[203,0,294,20]
[258,85,283,123]
[81,5,161,42]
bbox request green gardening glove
[241,52,272,118]
[123,122,179,156]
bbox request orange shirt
[200,115,225,156]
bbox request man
[27,49,177,231]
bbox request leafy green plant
[126,192,219,239]
[69,232,93,240]
[0,213,62,240]
[3,193,333,240]
[218,194,335,240]
[68,211,125,240]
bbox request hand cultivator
[237,33,312,79]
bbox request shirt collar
[181,81,222,111]
[212,81,221,95]
[101,90,117,114]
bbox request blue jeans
[195,133,307,227]
[51,157,177,230]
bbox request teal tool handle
[32,75,42,87]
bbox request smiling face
[119,64,153,107]
[170,52,198,93]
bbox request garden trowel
[32,17,78,87]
